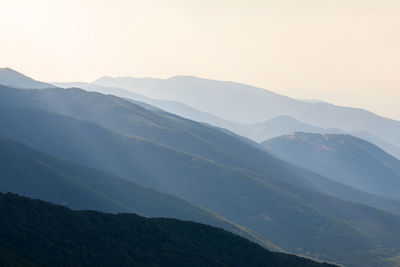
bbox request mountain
[238,116,400,160]
[0,136,276,248]
[2,68,397,157]
[1,104,400,266]
[93,75,400,148]
[234,116,341,142]
[0,68,54,89]
[3,78,400,265]
[350,130,400,160]
[6,83,400,210]
[0,85,318,189]
[52,81,238,130]
[55,81,400,160]
[0,193,336,267]
[262,133,400,199]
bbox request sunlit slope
[0,137,273,248]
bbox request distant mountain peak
[92,75,114,83]
[0,67,55,89]
[0,67,27,76]
[268,115,301,123]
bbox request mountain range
[54,80,400,160]
[1,85,400,266]
[1,68,400,266]
[94,75,400,149]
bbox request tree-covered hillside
[0,193,336,267]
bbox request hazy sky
[1,0,399,120]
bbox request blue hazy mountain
[5,83,400,212]
[349,130,400,160]
[262,133,400,199]
[0,193,336,267]
[0,67,54,89]
[3,67,398,156]
[1,94,400,266]
[94,75,400,148]
[53,81,400,161]
[0,85,318,189]
[240,116,400,159]
[53,81,240,130]
[233,116,341,142]
[0,136,278,249]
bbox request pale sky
[1,0,399,120]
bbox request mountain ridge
[0,68,55,89]
[54,81,400,160]
[93,74,400,148]
[262,132,400,199]
[5,67,400,157]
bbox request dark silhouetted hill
[0,193,337,267]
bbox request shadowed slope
[0,193,336,267]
